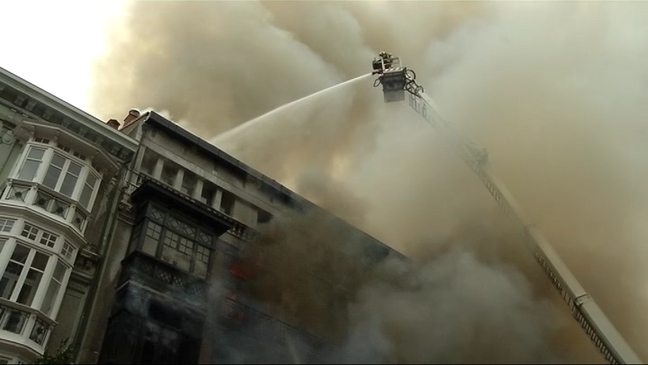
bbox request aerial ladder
[371,52,642,364]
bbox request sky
[0,0,128,111]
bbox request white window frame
[0,218,16,234]
[39,258,71,319]
[19,223,60,250]
[0,220,73,318]
[60,241,77,263]
[42,152,84,199]
[10,143,103,213]
[0,240,52,308]
[78,170,100,212]
[14,147,46,182]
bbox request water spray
[214,73,372,143]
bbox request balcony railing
[119,251,208,308]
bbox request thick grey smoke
[91,1,648,363]
[334,249,563,364]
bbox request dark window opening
[220,191,235,215]
[140,149,158,177]
[161,161,179,187]
[257,210,272,224]
[148,302,182,328]
[181,171,196,196]
[200,183,216,206]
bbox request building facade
[0,67,137,364]
[90,111,408,364]
[0,66,409,364]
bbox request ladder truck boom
[370,52,642,364]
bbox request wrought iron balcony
[119,251,208,309]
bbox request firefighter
[379,51,393,69]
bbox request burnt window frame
[128,203,215,279]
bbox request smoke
[332,249,563,364]
[91,0,648,363]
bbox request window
[20,224,38,241]
[17,148,45,181]
[161,231,192,271]
[20,223,59,249]
[181,172,196,196]
[39,231,57,248]
[42,154,64,190]
[201,183,216,205]
[16,251,48,306]
[161,161,178,186]
[132,206,213,278]
[0,244,49,307]
[142,222,162,256]
[42,153,83,198]
[61,241,75,261]
[195,245,210,278]
[11,145,103,218]
[79,173,98,210]
[33,138,50,144]
[140,149,157,176]
[221,191,235,215]
[60,161,82,197]
[0,219,14,233]
[41,260,65,316]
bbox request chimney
[107,119,120,130]
[123,109,141,126]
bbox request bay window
[130,205,214,279]
[5,142,104,234]
[0,244,48,307]
[0,218,74,321]
[0,236,71,346]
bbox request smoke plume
[92,1,648,363]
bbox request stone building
[0,67,136,364]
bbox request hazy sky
[0,0,128,110]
